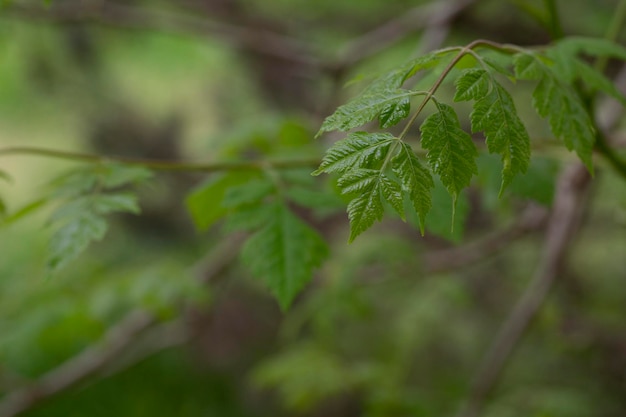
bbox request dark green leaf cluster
[317,50,453,134]
[313,132,432,241]
[315,37,626,241]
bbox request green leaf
[338,169,384,241]
[513,53,544,79]
[391,143,433,232]
[572,60,626,106]
[185,172,258,231]
[453,68,491,101]
[318,89,420,134]
[241,202,328,310]
[514,52,595,171]
[0,198,47,226]
[313,132,395,175]
[47,211,108,272]
[420,103,478,201]
[469,80,531,191]
[221,178,275,208]
[317,50,451,135]
[378,174,404,220]
[338,168,401,242]
[0,197,6,219]
[553,37,626,61]
[224,203,276,232]
[285,187,344,211]
[49,164,152,197]
[47,193,141,273]
[379,96,410,128]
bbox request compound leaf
[420,103,478,201]
[313,132,394,175]
[241,202,328,310]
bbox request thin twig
[0,146,320,172]
[453,162,592,417]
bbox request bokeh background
[0,0,625,416]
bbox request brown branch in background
[0,235,244,417]
[4,1,321,67]
[337,0,476,67]
[4,0,476,72]
[0,310,156,417]
[453,162,592,417]
[453,58,626,417]
[423,204,549,274]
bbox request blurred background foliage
[0,0,625,416]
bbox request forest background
[0,0,625,416]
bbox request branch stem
[0,147,320,173]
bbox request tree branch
[423,204,549,274]
[0,234,244,417]
[0,146,320,172]
[336,0,476,67]
[0,310,156,417]
[453,162,592,417]
[3,1,321,67]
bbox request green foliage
[314,131,433,241]
[45,164,151,273]
[317,50,452,135]
[186,172,260,231]
[392,142,433,232]
[513,52,596,170]
[454,69,530,192]
[236,201,328,310]
[314,37,626,244]
[251,343,358,411]
[420,103,478,201]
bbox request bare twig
[453,163,592,417]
